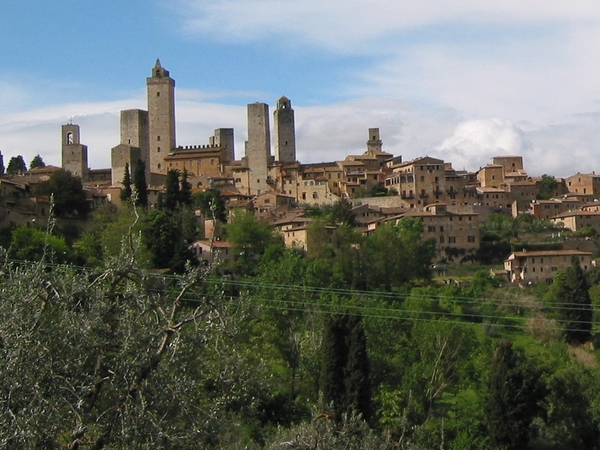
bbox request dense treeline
[2,195,600,448]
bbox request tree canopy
[33,169,88,217]
[6,155,27,174]
[29,154,46,170]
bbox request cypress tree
[486,340,541,449]
[162,169,180,211]
[344,314,372,422]
[120,163,132,202]
[561,256,593,344]
[179,168,192,206]
[320,313,372,422]
[321,314,348,421]
[133,159,148,208]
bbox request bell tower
[146,59,176,174]
[273,96,296,163]
[61,123,88,180]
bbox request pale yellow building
[504,249,594,283]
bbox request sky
[2,1,600,177]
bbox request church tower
[273,96,296,163]
[146,59,175,174]
[366,128,383,154]
[61,123,88,180]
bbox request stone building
[504,249,594,284]
[398,203,480,262]
[61,123,88,180]
[146,59,176,174]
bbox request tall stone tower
[246,102,271,195]
[211,128,235,163]
[366,128,383,154]
[146,59,175,174]
[61,123,88,180]
[273,96,296,163]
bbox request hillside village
[6,61,600,449]
[2,60,600,281]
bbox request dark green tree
[29,154,46,170]
[141,209,196,273]
[329,198,357,227]
[321,313,349,421]
[321,313,372,422]
[162,169,181,211]
[225,210,277,275]
[0,152,5,175]
[33,169,88,217]
[537,174,559,200]
[133,159,148,208]
[6,155,27,174]
[486,340,542,449]
[193,188,227,223]
[179,168,192,206]
[9,225,72,264]
[120,163,132,202]
[555,256,593,344]
[344,314,372,423]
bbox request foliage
[265,411,394,450]
[132,159,148,208]
[34,169,88,217]
[535,365,600,449]
[225,210,280,275]
[550,256,593,344]
[141,208,198,272]
[537,174,559,200]
[354,183,390,198]
[329,197,357,227]
[29,154,46,169]
[161,169,182,211]
[193,188,227,223]
[320,313,372,422]
[0,241,269,448]
[9,225,72,264]
[120,162,132,202]
[180,168,192,206]
[486,340,544,449]
[6,155,27,174]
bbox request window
[428,225,435,232]
[448,236,456,244]
[157,136,161,141]
[467,235,475,243]
[439,236,445,243]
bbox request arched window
[67,132,73,144]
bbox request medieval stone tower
[246,102,271,195]
[61,123,88,180]
[366,128,383,154]
[273,96,296,163]
[210,128,235,163]
[146,59,176,174]
[111,109,150,186]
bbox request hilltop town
[2,60,600,281]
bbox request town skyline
[3,1,600,177]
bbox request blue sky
[3,0,600,177]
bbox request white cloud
[171,0,600,52]
[435,117,532,172]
